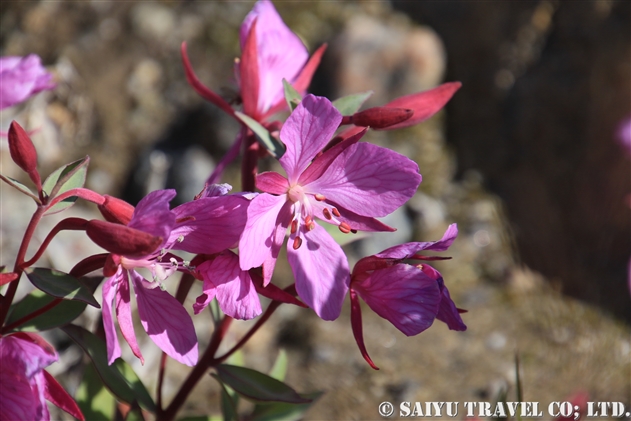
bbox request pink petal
[419,264,466,331]
[349,288,379,370]
[381,82,462,130]
[102,275,122,365]
[204,251,262,320]
[116,271,144,364]
[0,368,38,421]
[353,264,440,336]
[171,195,249,254]
[256,171,289,195]
[43,371,85,421]
[193,260,218,315]
[279,95,342,183]
[132,273,198,366]
[375,223,458,259]
[311,199,395,232]
[240,0,308,114]
[0,55,55,110]
[128,189,177,242]
[287,223,349,320]
[306,142,421,217]
[239,193,288,272]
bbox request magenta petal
[116,271,144,364]
[128,189,177,242]
[353,264,441,336]
[307,142,421,217]
[279,95,343,183]
[171,195,249,253]
[102,275,122,365]
[239,193,288,271]
[287,223,350,320]
[0,55,55,110]
[206,251,262,320]
[349,288,379,370]
[240,0,308,113]
[382,82,462,130]
[131,273,198,366]
[376,224,458,259]
[436,286,467,331]
[193,260,218,315]
[0,368,38,421]
[261,201,293,285]
[256,171,289,195]
[311,200,395,232]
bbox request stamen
[351,229,358,234]
[170,257,178,267]
[305,215,313,226]
[322,208,332,220]
[339,222,351,234]
[332,207,341,217]
[293,236,303,250]
[291,220,298,234]
[177,235,185,243]
[315,194,326,201]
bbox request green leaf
[61,324,157,413]
[269,349,288,382]
[25,267,100,307]
[235,112,286,159]
[1,175,39,201]
[282,79,302,112]
[218,380,239,421]
[249,392,323,421]
[76,363,116,421]
[332,91,373,115]
[42,156,89,214]
[214,365,311,404]
[5,289,87,332]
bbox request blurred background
[1,1,629,419]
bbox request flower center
[287,184,305,203]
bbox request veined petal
[102,275,122,365]
[239,193,288,271]
[436,286,467,331]
[375,224,458,259]
[287,223,349,321]
[0,369,37,421]
[116,271,144,364]
[240,0,308,114]
[306,142,421,217]
[128,189,177,242]
[382,82,462,130]
[131,273,198,366]
[279,95,342,183]
[256,171,289,195]
[207,251,262,320]
[171,195,249,253]
[353,264,440,336]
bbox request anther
[291,220,298,234]
[315,194,326,201]
[332,207,341,217]
[351,229,358,234]
[305,215,313,226]
[322,208,332,220]
[293,236,303,250]
[339,222,351,234]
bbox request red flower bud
[86,220,162,257]
[98,195,135,225]
[350,107,413,129]
[8,121,41,191]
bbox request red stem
[47,187,105,208]
[22,218,89,268]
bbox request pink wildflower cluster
[1,1,466,419]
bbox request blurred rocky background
[1,1,629,420]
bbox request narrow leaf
[61,324,157,412]
[42,156,89,214]
[1,175,39,201]
[235,112,286,159]
[5,289,87,332]
[25,267,100,307]
[76,363,116,421]
[250,392,323,421]
[333,91,373,115]
[282,79,302,112]
[215,365,311,404]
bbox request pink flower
[0,333,83,421]
[350,224,466,369]
[239,94,422,320]
[0,55,55,109]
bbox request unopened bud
[86,220,162,257]
[350,107,413,129]
[98,195,134,225]
[8,121,41,190]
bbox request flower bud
[8,121,41,190]
[350,107,413,129]
[98,195,134,225]
[86,220,162,257]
